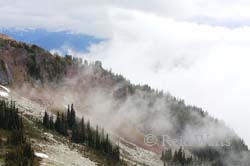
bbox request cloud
[1,0,250,147]
[2,0,250,34]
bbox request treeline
[0,100,34,166]
[191,145,248,166]
[43,104,120,162]
[191,147,221,163]
[161,147,232,166]
[161,147,193,166]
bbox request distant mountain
[0,28,102,54]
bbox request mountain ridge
[0,34,249,165]
[0,33,13,40]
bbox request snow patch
[35,152,49,159]
[0,85,10,93]
[0,91,8,97]
[0,85,10,97]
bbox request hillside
[0,35,250,165]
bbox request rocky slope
[0,82,162,166]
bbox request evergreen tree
[95,126,101,150]
[170,147,193,165]
[100,128,105,151]
[69,104,76,128]
[49,115,54,130]
[173,150,178,163]
[55,112,61,133]
[87,120,93,147]
[105,134,110,153]
[72,123,80,143]
[67,104,70,125]
[40,104,121,164]
[43,111,50,129]
[80,117,86,143]
[0,100,34,165]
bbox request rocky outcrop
[0,36,79,86]
[0,59,11,85]
[0,33,13,40]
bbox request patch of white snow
[0,85,10,97]
[35,152,49,159]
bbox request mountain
[0,28,102,54]
[0,35,249,165]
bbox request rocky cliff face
[0,37,81,86]
[0,59,11,85]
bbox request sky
[1,0,250,146]
[0,28,102,54]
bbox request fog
[14,61,250,164]
[76,13,250,147]
[1,0,250,155]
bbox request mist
[68,12,250,148]
[14,61,248,157]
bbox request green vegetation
[161,148,193,166]
[27,53,41,80]
[161,144,250,166]
[0,100,35,166]
[43,104,122,164]
[0,39,5,48]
